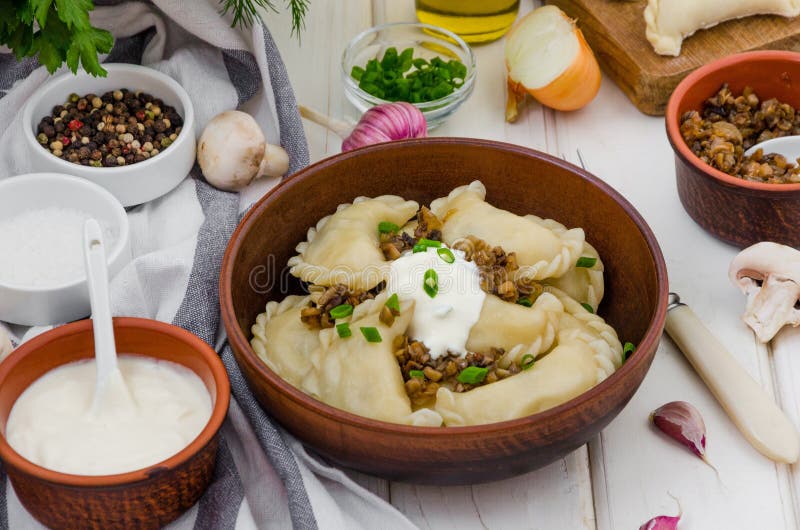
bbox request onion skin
[505,11,602,120]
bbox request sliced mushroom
[729,242,800,343]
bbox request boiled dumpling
[466,292,562,361]
[435,334,598,426]
[544,239,604,312]
[430,181,584,281]
[302,296,442,426]
[288,195,418,290]
[251,295,319,388]
[547,286,623,382]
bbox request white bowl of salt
[0,173,130,325]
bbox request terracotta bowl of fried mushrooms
[220,138,668,485]
[666,50,800,248]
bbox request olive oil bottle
[415,0,520,44]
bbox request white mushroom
[196,110,290,192]
[729,241,800,343]
[0,326,13,361]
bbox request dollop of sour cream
[6,355,212,476]
[387,246,486,358]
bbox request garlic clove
[639,514,681,530]
[651,401,714,469]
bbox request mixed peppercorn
[35,89,183,167]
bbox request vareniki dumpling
[288,195,418,290]
[466,292,562,360]
[302,297,443,427]
[544,239,604,312]
[435,334,599,426]
[547,287,623,382]
[250,295,319,388]
[430,181,584,281]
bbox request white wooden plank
[266,0,374,161]
[390,447,594,530]
[768,327,800,524]
[553,66,795,528]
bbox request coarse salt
[0,207,116,287]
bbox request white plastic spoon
[744,136,800,161]
[83,219,134,415]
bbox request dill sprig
[219,0,310,36]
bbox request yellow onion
[504,5,601,121]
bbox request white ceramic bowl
[22,63,196,207]
[0,173,131,326]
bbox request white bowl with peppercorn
[22,63,196,207]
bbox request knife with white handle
[665,293,800,463]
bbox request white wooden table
[268,2,800,528]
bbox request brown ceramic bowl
[0,318,230,530]
[666,50,800,248]
[220,138,668,485]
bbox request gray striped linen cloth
[0,1,418,528]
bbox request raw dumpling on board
[430,181,584,281]
[466,292,563,362]
[644,0,800,56]
[250,295,319,388]
[434,334,599,426]
[288,195,419,291]
[301,295,443,427]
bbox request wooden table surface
[268,2,800,528]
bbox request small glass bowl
[341,22,477,130]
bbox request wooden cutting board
[545,0,800,115]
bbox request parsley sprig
[1,0,114,77]
[1,0,309,78]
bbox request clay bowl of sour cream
[0,317,229,530]
[220,138,668,485]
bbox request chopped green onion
[378,221,400,234]
[576,256,597,268]
[412,244,427,253]
[329,304,354,319]
[580,303,594,314]
[336,323,352,338]
[360,326,383,343]
[353,47,467,104]
[516,297,533,307]
[520,354,535,370]
[385,293,400,313]
[423,268,438,298]
[409,369,425,379]
[623,342,636,360]
[417,238,441,248]
[457,366,488,385]
[437,247,455,264]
